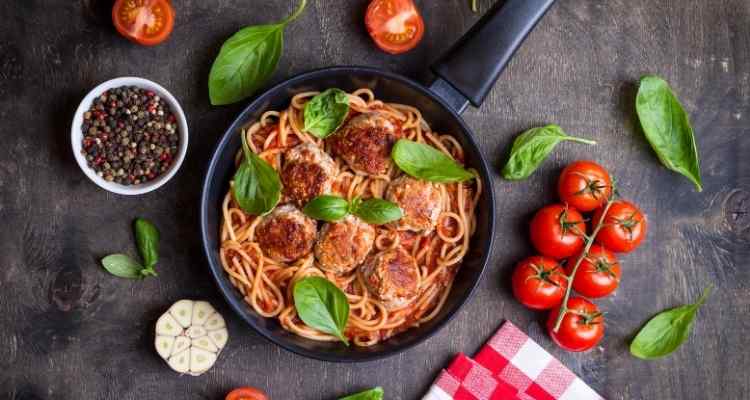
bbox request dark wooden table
[2,1,748,399]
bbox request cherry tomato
[512,256,568,310]
[558,160,612,212]
[547,297,604,352]
[112,0,175,46]
[365,0,425,55]
[530,204,586,259]
[593,200,647,253]
[225,387,269,400]
[565,244,620,298]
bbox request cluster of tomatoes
[511,161,647,352]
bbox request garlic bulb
[155,300,228,375]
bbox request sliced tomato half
[365,0,425,55]
[112,0,175,46]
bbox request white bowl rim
[70,76,189,195]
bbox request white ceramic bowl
[71,77,188,195]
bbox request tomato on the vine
[593,200,647,253]
[530,204,586,259]
[547,297,604,352]
[225,387,268,400]
[512,256,568,310]
[565,244,620,298]
[558,160,612,212]
[112,0,175,46]
[365,0,425,54]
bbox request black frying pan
[200,0,556,362]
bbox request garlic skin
[154,300,228,376]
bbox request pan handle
[430,0,557,113]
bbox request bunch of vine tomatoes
[511,161,648,352]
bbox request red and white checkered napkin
[422,321,604,400]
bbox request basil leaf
[293,276,350,345]
[392,139,475,183]
[339,387,384,400]
[101,254,144,279]
[233,132,281,216]
[208,0,307,105]
[352,198,403,225]
[304,88,350,138]
[630,286,711,359]
[636,75,702,191]
[500,125,596,180]
[303,195,350,222]
[134,218,159,268]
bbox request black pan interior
[200,67,496,362]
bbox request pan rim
[200,66,496,362]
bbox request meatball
[282,143,338,205]
[359,248,420,310]
[385,176,443,232]
[329,112,400,175]
[256,204,317,263]
[315,215,376,275]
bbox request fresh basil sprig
[293,276,350,345]
[303,195,350,222]
[233,131,281,216]
[630,286,711,359]
[392,139,474,183]
[303,195,402,225]
[304,88,350,138]
[636,75,702,192]
[101,218,160,279]
[501,125,596,180]
[208,0,307,105]
[339,387,385,400]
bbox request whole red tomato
[593,200,647,253]
[547,297,604,352]
[558,161,612,212]
[512,256,568,310]
[565,244,620,298]
[225,387,268,400]
[530,204,586,259]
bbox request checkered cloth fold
[422,321,604,400]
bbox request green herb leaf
[339,387,385,400]
[101,254,144,279]
[304,88,350,138]
[293,276,350,345]
[630,286,712,359]
[207,0,307,105]
[233,132,282,216]
[635,75,702,191]
[303,195,350,222]
[352,198,403,225]
[392,139,475,183]
[134,218,159,268]
[500,125,596,180]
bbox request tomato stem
[471,0,478,12]
[282,0,308,25]
[552,191,616,332]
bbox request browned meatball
[385,176,442,232]
[256,204,317,263]
[359,248,420,310]
[281,143,338,205]
[328,112,400,175]
[314,215,375,275]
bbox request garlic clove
[155,335,175,359]
[167,348,191,374]
[169,299,194,328]
[208,328,228,349]
[189,347,217,374]
[204,312,226,331]
[192,336,218,353]
[155,312,182,337]
[185,326,207,339]
[172,335,190,355]
[192,301,215,326]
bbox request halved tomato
[112,0,174,46]
[365,0,425,55]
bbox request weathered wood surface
[1,0,748,399]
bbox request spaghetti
[219,88,482,346]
